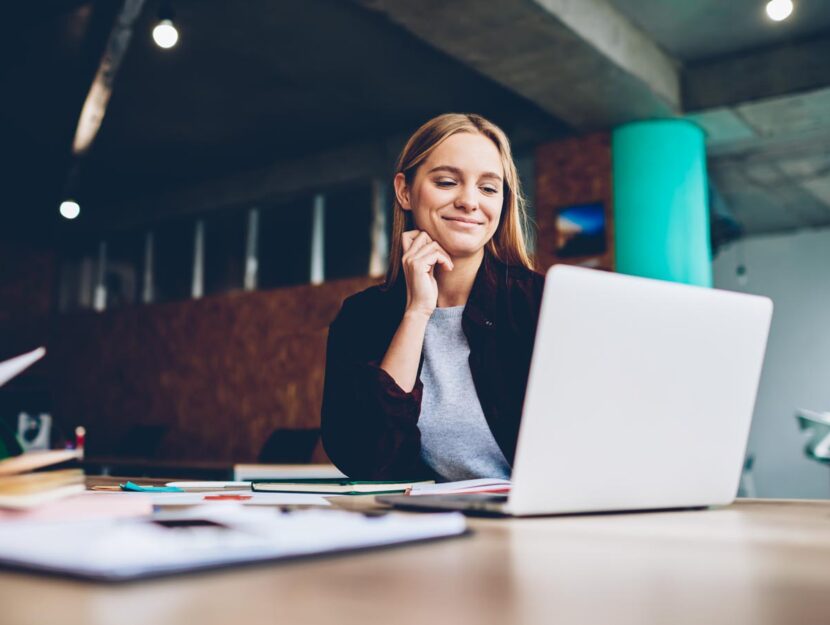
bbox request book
[0,449,83,477]
[0,483,87,509]
[252,479,434,495]
[0,468,84,494]
[0,449,85,509]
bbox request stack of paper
[0,349,86,508]
[0,450,85,509]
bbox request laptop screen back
[508,266,772,516]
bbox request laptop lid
[506,266,772,516]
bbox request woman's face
[396,132,504,260]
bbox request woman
[321,113,544,481]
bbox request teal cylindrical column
[612,120,712,287]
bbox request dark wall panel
[0,243,55,355]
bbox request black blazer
[321,252,545,480]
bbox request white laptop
[380,265,773,516]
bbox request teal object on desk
[796,409,830,463]
[612,119,712,287]
[121,481,184,492]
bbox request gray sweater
[418,306,511,482]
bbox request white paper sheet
[0,347,45,387]
[0,508,467,580]
[409,478,512,496]
[165,481,251,490]
[147,491,332,507]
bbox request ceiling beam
[72,0,145,155]
[684,35,830,112]
[352,0,680,130]
[85,135,406,232]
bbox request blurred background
[1,0,829,496]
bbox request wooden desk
[2,499,829,625]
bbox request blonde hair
[385,113,533,286]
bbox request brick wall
[534,132,615,272]
[45,276,377,463]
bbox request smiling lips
[442,216,484,226]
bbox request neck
[435,249,484,308]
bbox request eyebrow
[426,165,503,182]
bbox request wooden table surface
[2,498,829,625]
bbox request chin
[439,238,489,259]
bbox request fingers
[402,230,438,256]
[414,251,454,275]
[403,232,450,261]
[429,251,454,273]
[401,230,418,253]
[410,241,454,272]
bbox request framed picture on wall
[554,201,608,260]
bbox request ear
[393,172,411,211]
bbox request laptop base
[377,494,511,516]
[378,494,710,518]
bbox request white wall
[713,227,830,499]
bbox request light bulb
[152,19,179,48]
[60,200,80,220]
[766,0,794,22]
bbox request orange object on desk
[203,494,252,501]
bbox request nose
[454,184,478,212]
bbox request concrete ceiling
[688,88,830,234]
[607,0,830,61]
[358,0,830,238]
[605,0,830,236]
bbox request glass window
[204,210,246,296]
[57,235,97,312]
[153,219,195,303]
[105,230,143,308]
[258,197,314,289]
[324,183,372,280]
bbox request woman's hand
[401,230,454,317]
[378,231,453,392]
